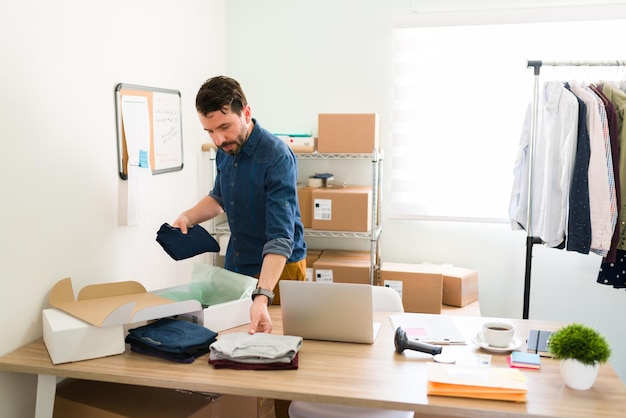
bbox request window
[391,17,626,222]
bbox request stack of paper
[507,352,541,370]
[389,314,466,345]
[427,362,528,402]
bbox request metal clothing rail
[522,59,626,319]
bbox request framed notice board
[115,83,184,179]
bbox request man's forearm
[257,253,287,292]
[183,195,224,226]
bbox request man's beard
[220,121,248,155]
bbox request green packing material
[155,263,258,307]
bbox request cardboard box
[277,135,315,153]
[53,378,259,418]
[297,185,315,228]
[43,309,125,365]
[311,186,372,232]
[317,249,369,259]
[317,113,379,153]
[380,263,443,314]
[441,267,479,307]
[306,249,323,267]
[44,278,203,364]
[305,249,323,282]
[48,277,203,328]
[313,251,371,284]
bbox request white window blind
[391,19,626,222]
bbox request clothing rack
[522,59,626,319]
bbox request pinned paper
[121,94,155,225]
[138,149,149,168]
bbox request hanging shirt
[599,83,626,252]
[590,84,620,263]
[568,81,614,257]
[597,82,626,288]
[563,83,591,254]
[509,81,579,247]
[586,85,617,257]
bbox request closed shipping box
[305,249,323,282]
[380,262,443,314]
[442,267,479,307]
[297,185,315,228]
[311,186,372,232]
[53,378,259,418]
[317,113,379,153]
[313,250,371,284]
[306,249,323,267]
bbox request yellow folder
[427,362,528,403]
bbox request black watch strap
[251,287,274,306]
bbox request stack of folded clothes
[126,318,218,363]
[209,332,303,370]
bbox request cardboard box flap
[49,278,202,327]
[77,280,147,299]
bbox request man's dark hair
[196,76,248,116]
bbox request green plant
[548,323,611,366]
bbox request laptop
[279,281,381,344]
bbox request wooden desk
[1,308,625,418]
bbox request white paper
[121,95,155,225]
[313,198,332,220]
[152,92,182,171]
[389,313,466,345]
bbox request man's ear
[243,104,252,123]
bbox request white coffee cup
[479,322,514,348]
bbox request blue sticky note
[511,351,540,365]
[138,150,149,168]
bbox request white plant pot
[559,359,599,390]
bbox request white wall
[1,1,625,416]
[225,0,626,384]
[0,1,225,416]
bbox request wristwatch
[251,287,275,306]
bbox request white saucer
[471,334,523,353]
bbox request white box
[42,308,125,364]
[152,264,258,333]
[182,298,252,332]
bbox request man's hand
[248,297,272,334]
[172,214,191,234]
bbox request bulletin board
[115,83,184,180]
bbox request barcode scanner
[394,326,443,356]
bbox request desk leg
[35,374,56,418]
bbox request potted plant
[548,323,611,390]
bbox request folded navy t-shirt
[156,223,220,260]
[126,318,218,354]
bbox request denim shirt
[209,119,306,276]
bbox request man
[173,76,307,335]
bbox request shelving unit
[202,146,384,285]
[296,150,383,285]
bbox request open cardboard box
[44,277,203,364]
[49,277,203,327]
[44,265,258,364]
